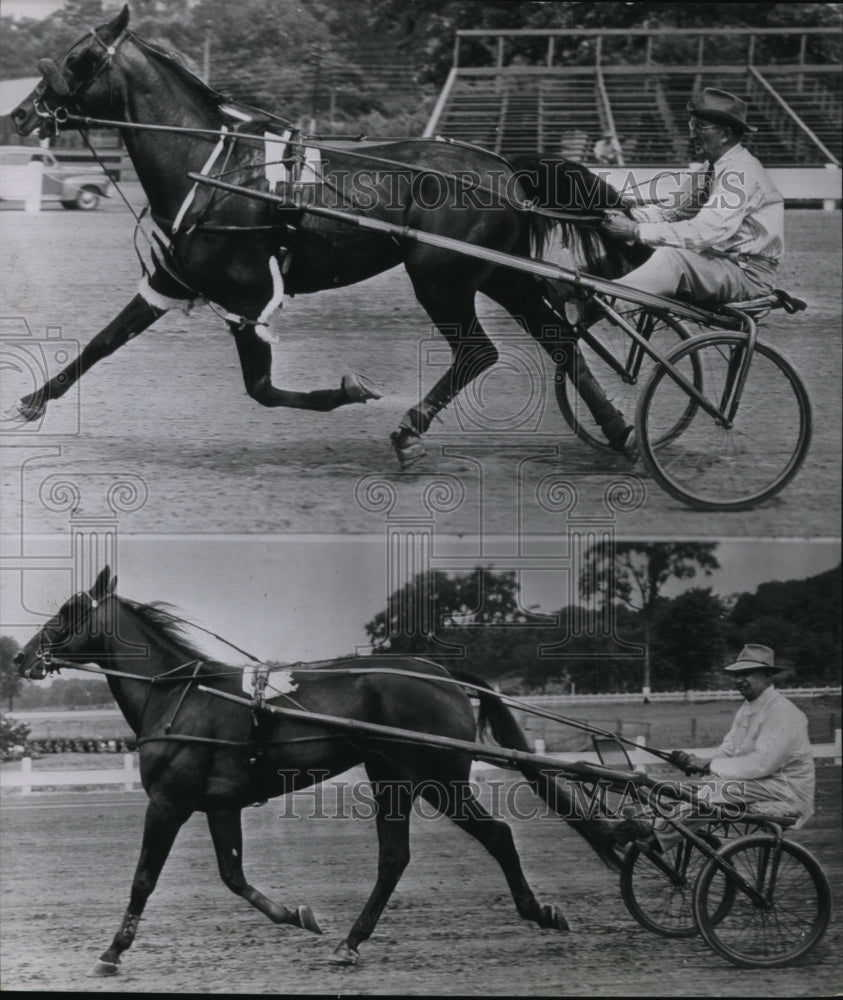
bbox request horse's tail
[509,154,627,271]
[451,670,624,872]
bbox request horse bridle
[34,26,130,126]
[28,589,116,676]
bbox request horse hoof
[342,372,382,403]
[295,905,323,935]
[540,904,569,932]
[329,940,361,966]
[15,396,46,423]
[87,959,120,977]
[390,428,426,469]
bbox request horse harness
[34,24,608,334]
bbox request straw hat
[723,643,782,673]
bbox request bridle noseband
[30,589,112,676]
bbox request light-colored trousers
[615,246,777,305]
[650,775,808,848]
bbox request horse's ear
[107,4,130,38]
[91,566,116,601]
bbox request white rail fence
[2,730,840,794]
[523,686,841,705]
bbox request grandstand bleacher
[424,28,841,201]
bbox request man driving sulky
[603,644,815,848]
[601,87,784,307]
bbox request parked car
[0,145,112,209]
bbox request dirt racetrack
[1,208,840,537]
[0,764,839,995]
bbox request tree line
[1,546,839,709]
[1,1,838,135]
[363,545,841,694]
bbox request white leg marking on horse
[254,255,285,344]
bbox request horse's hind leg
[230,323,381,411]
[90,796,190,977]
[16,293,166,422]
[487,277,633,448]
[206,808,322,934]
[331,779,413,965]
[422,780,569,932]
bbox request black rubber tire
[75,187,100,211]
[693,835,832,968]
[635,332,812,511]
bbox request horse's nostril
[13,651,23,665]
[10,108,25,122]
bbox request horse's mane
[128,31,231,109]
[122,597,210,662]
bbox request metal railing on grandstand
[426,27,842,182]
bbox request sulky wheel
[620,832,733,937]
[692,835,832,968]
[636,332,812,510]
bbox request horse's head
[10,4,130,138]
[14,567,118,680]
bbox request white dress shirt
[708,685,815,825]
[631,144,784,267]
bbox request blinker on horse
[15,567,622,972]
[11,4,641,466]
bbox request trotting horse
[15,567,622,972]
[11,5,643,465]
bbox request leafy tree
[365,569,652,692]
[729,565,841,683]
[365,567,547,678]
[579,543,720,699]
[0,714,31,761]
[0,636,22,711]
[522,602,646,695]
[650,588,728,691]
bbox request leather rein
[32,27,606,227]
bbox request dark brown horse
[10,5,640,465]
[15,567,621,972]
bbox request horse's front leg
[89,796,190,977]
[231,323,381,412]
[206,808,322,934]
[16,293,166,422]
[391,276,498,468]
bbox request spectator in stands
[593,131,623,164]
[600,87,784,305]
[603,644,816,848]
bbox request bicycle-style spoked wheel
[620,834,733,937]
[556,310,700,452]
[693,836,832,968]
[636,332,812,510]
